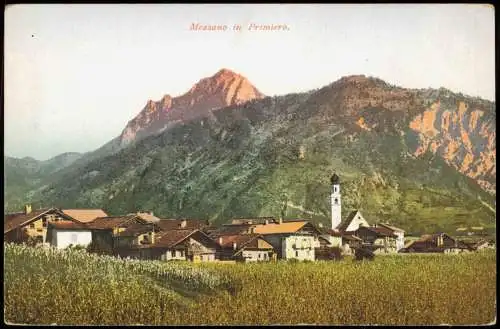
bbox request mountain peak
[119,69,265,145]
[214,68,240,77]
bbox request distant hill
[4,152,83,211]
[4,70,496,235]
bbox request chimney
[180,220,187,228]
[279,217,283,224]
[265,219,269,225]
[24,204,32,215]
[233,242,237,250]
[149,211,154,216]
[219,237,223,245]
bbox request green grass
[4,244,496,325]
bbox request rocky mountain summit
[119,68,265,146]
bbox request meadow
[4,243,496,325]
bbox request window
[258,253,261,259]
[29,223,35,229]
[295,251,299,257]
[334,198,339,205]
[334,186,337,193]
[71,233,78,243]
[180,250,184,257]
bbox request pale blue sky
[4,4,495,160]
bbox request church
[329,172,405,254]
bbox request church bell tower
[330,172,341,230]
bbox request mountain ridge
[4,71,496,236]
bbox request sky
[4,4,495,161]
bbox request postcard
[3,3,496,326]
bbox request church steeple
[330,171,341,230]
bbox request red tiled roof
[366,226,396,237]
[48,220,89,230]
[4,208,70,234]
[150,229,200,248]
[62,209,108,223]
[85,215,139,230]
[253,221,307,234]
[216,234,260,249]
[115,223,155,237]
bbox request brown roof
[342,234,363,241]
[253,221,307,234]
[85,215,139,230]
[155,219,209,231]
[216,234,259,248]
[4,208,71,234]
[377,223,405,233]
[48,220,89,230]
[362,226,397,238]
[134,212,161,223]
[115,223,155,237]
[61,209,108,223]
[149,229,208,248]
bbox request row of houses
[4,205,490,262]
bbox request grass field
[4,243,496,325]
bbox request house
[85,215,149,254]
[339,234,363,255]
[133,229,218,262]
[4,206,76,245]
[280,233,316,261]
[46,221,93,249]
[375,223,405,251]
[316,226,343,248]
[462,239,494,251]
[336,210,370,233]
[61,209,108,223]
[356,226,399,254]
[401,233,472,253]
[216,234,275,262]
[113,222,157,252]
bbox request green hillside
[9,88,495,236]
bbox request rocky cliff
[119,68,265,146]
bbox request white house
[281,234,316,261]
[47,221,93,249]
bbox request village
[3,173,494,262]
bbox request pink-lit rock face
[409,100,496,194]
[119,68,264,146]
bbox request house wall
[114,236,135,249]
[241,250,270,262]
[53,230,92,249]
[90,230,114,253]
[135,232,154,245]
[187,238,216,255]
[281,235,315,261]
[160,249,187,261]
[395,232,405,251]
[344,213,370,232]
[24,213,67,244]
